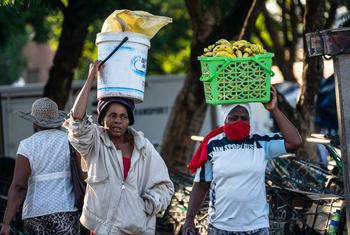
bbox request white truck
[0,74,272,160]
[0,75,218,159]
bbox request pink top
[122,157,131,179]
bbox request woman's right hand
[87,60,102,80]
[181,220,197,235]
[0,224,11,235]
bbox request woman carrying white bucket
[64,61,174,235]
[95,10,172,103]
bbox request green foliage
[46,12,63,50]
[0,0,192,83]
[254,14,273,47]
[0,3,27,84]
[0,1,53,84]
[73,20,100,80]
[26,7,52,42]
[136,0,192,74]
[147,1,191,74]
[0,3,26,46]
[198,0,239,17]
[0,33,27,85]
[0,0,11,6]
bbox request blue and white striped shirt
[194,132,286,232]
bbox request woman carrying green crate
[182,87,302,235]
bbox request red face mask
[224,120,250,141]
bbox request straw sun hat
[17,97,67,128]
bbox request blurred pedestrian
[182,87,302,235]
[64,61,174,234]
[0,98,79,235]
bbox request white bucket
[95,32,150,102]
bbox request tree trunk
[295,0,326,159]
[279,58,297,82]
[43,9,89,109]
[261,3,299,83]
[239,0,266,40]
[161,0,257,172]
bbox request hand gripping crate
[198,53,274,105]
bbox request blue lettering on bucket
[120,46,134,51]
[97,87,144,94]
[131,56,147,77]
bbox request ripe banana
[213,44,234,55]
[243,47,252,54]
[201,39,267,58]
[215,51,234,58]
[216,39,231,46]
[203,51,215,57]
[208,45,215,51]
[235,50,242,58]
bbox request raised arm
[263,86,302,152]
[71,61,102,120]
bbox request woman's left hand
[0,224,11,235]
[263,86,278,111]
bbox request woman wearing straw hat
[182,87,302,235]
[64,61,174,235]
[0,98,80,235]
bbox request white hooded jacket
[64,115,174,234]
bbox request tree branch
[185,0,221,43]
[219,0,255,39]
[253,26,273,52]
[239,0,257,39]
[244,0,266,39]
[262,4,298,82]
[325,0,338,29]
[290,0,300,45]
[288,0,301,63]
[281,0,290,47]
[185,0,203,34]
[297,0,305,19]
[54,0,66,13]
[262,5,282,51]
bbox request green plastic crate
[198,53,275,105]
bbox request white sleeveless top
[17,129,76,219]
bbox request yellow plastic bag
[101,9,172,39]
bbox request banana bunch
[203,39,234,57]
[202,39,267,58]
